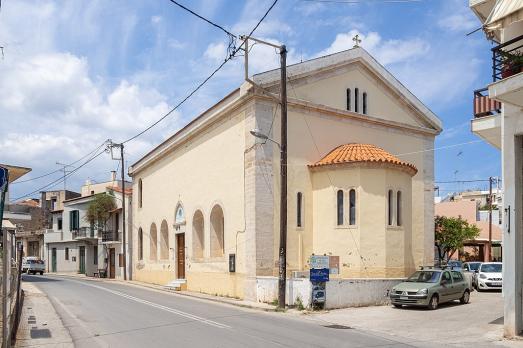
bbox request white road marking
[60,277,231,329]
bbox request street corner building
[128,47,443,304]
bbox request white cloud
[316,30,430,65]
[204,42,227,61]
[151,15,162,24]
[0,51,175,172]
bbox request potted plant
[501,50,523,79]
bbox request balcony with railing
[489,34,523,107]
[471,88,501,149]
[474,88,501,118]
[72,227,100,240]
[101,230,121,243]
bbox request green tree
[434,215,481,264]
[85,194,116,231]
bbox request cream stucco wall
[132,104,249,297]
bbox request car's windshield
[447,261,462,267]
[406,271,440,283]
[480,263,502,273]
[467,263,481,271]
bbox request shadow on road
[22,274,63,283]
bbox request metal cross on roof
[352,34,362,48]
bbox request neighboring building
[469,0,523,337]
[440,188,502,209]
[435,199,502,262]
[129,47,442,302]
[44,172,132,279]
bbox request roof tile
[309,143,417,175]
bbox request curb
[48,274,279,312]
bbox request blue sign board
[310,268,329,282]
[0,167,7,192]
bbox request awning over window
[485,0,523,32]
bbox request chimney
[111,171,117,183]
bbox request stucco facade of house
[44,174,132,279]
[129,47,442,302]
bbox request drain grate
[324,324,352,330]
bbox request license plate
[400,296,409,300]
[492,282,502,286]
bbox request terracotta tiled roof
[309,143,417,175]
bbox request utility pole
[1,167,8,348]
[108,141,127,280]
[56,162,74,190]
[278,44,288,309]
[240,36,288,308]
[488,176,493,262]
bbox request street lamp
[250,129,281,149]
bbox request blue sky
[0,0,499,200]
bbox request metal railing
[72,227,99,239]
[101,230,120,243]
[492,34,523,81]
[473,88,502,118]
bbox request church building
[128,45,442,302]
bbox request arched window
[138,228,143,260]
[297,192,303,228]
[192,210,204,259]
[149,223,157,261]
[175,204,185,224]
[349,189,356,225]
[397,191,402,226]
[346,88,351,111]
[138,179,143,208]
[388,190,394,226]
[337,190,344,226]
[160,220,169,260]
[210,205,224,257]
[355,88,359,113]
[362,92,367,115]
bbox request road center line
[62,277,231,329]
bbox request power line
[11,141,108,185]
[11,149,107,202]
[122,0,279,144]
[435,179,491,184]
[168,0,236,38]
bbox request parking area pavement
[303,290,523,347]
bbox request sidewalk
[15,282,73,348]
[50,273,277,312]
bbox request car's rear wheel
[460,290,470,304]
[427,295,439,310]
[39,272,44,275]
[393,304,402,308]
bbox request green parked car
[390,268,471,310]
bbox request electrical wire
[122,0,279,144]
[11,141,108,185]
[11,149,107,202]
[168,0,236,38]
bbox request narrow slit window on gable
[363,92,367,114]
[346,88,351,111]
[355,88,359,113]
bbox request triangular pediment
[252,48,442,133]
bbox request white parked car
[476,262,502,291]
[22,257,45,275]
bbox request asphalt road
[22,274,411,348]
